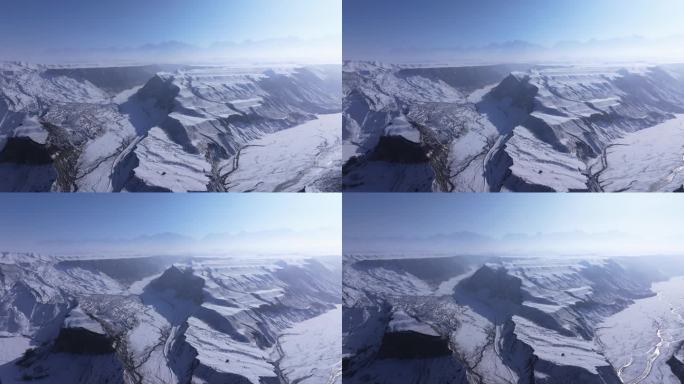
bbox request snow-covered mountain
[0,252,341,384]
[343,61,684,191]
[0,62,341,192]
[343,254,684,383]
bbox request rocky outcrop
[343,255,673,384]
[53,327,115,355]
[146,265,205,303]
[343,61,684,191]
[0,63,342,192]
[668,354,684,383]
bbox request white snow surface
[343,254,684,384]
[344,61,684,192]
[601,114,684,191]
[597,277,684,384]
[0,252,341,384]
[278,305,342,384]
[387,309,439,336]
[0,63,341,192]
[224,113,342,192]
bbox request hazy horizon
[344,194,684,257]
[0,0,341,64]
[0,194,341,257]
[344,0,684,64]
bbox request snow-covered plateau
[0,252,342,384]
[343,254,684,383]
[0,62,341,192]
[343,61,684,191]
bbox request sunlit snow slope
[0,62,341,192]
[343,61,684,192]
[343,254,684,384]
[0,253,341,384]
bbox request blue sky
[344,194,684,256]
[0,0,341,63]
[344,0,684,62]
[0,194,341,256]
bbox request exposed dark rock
[147,265,205,303]
[368,135,429,164]
[43,65,181,94]
[0,137,52,165]
[58,256,189,285]
[355,256,481,286]
[459,265,524,304]
[668,355,684,383]
[53,327,115,355]
[376,331,451,359]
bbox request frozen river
[597,276,684,383]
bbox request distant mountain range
[349,35,684,64]
[344,230,684,257]
[6,228,341,257]
[2,36,341,65]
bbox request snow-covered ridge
[343,61,684,191]
[0,63,341,192]
[0,253,341,383]
[343,254,684,383]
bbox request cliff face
[343,62,684,192]
[343,255,684,384]
[0,63,341,192]
[0,253,341,384]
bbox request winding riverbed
[597,277,684,384]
